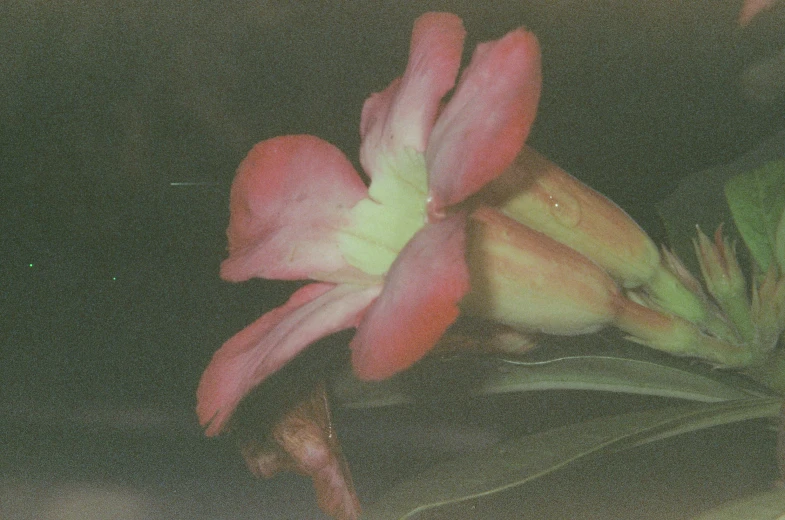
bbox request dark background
[2,1,784,518]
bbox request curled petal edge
[197,282,381,435]
[221,135,367,282]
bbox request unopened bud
[462,206,622,335]
[480,146,661,288]
[694,226,754,343]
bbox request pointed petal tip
[359,11,465,176]
[196,283,379,435]
[426,27,542,211]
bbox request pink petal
[220,135,368,282]
[359,12,465,177]
[426,28,542,211]
[351,214,470,380]
[197,282,381,435]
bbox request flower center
[338,148,429,276]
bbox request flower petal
[359,12,465,177]
[426,28,541,211]
[197,282,381,435]
[351,214,470,380]
[220,135,368,282]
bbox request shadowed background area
[1,0,784,518]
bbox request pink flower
[197,12,542,435]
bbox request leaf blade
[687,488,785,520]
[362,398,782,520]
[334,348,766,410]
[724,159,785,271]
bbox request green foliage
[724,159,785,272]
[350,157,785,519]
[687,488,785,520]
[332,338,779,518]
[363,398,781,519]
[335,338,762,409]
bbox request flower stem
[644,263,740,344]
[613,295,753,367]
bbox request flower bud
[694,226,754,343]
[462,206,622,335]
[480,146,661,289]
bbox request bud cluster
[467,148,784,380]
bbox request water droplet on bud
[545,190,581,228]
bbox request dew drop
[546,190,581,228]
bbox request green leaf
[687,488,785,520]
[724,159,785,272]
[362,398,782,520]
[333,336,767,409]
[657,134,785,275]
[334,355,760,408]
[468,355,762,402]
